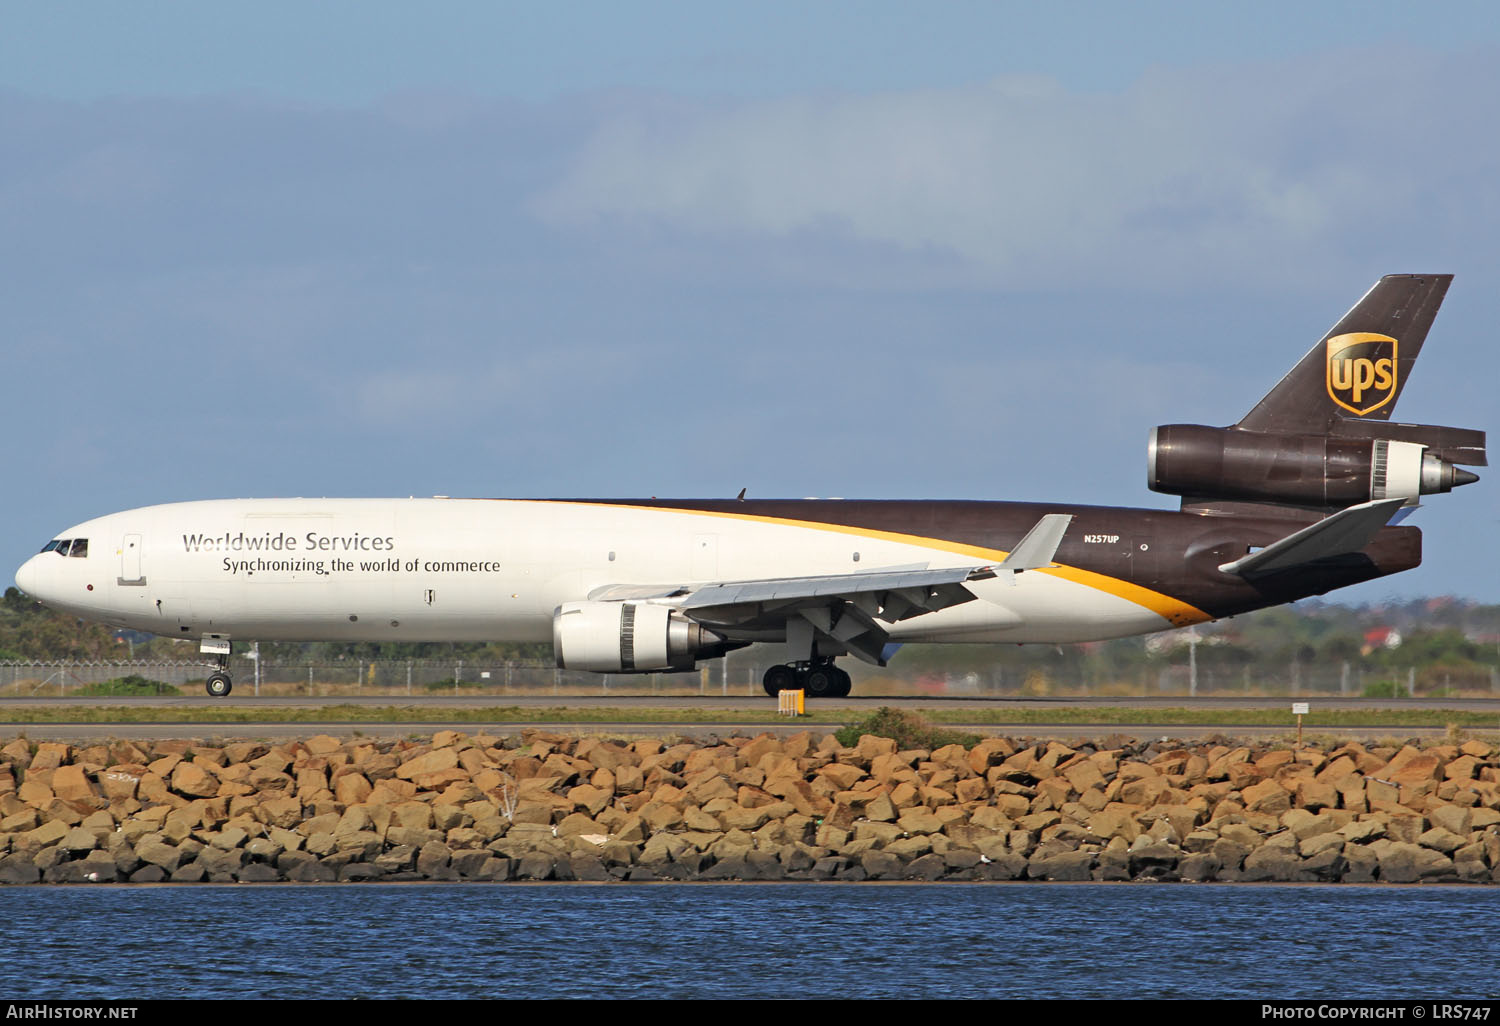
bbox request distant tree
[0,587,122,660]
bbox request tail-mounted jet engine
[552,601,731,672]
[1148,424,1482,508]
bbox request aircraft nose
[14,555,39,598]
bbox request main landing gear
[762,660,852,698]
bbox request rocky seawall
[1,729,1497,884]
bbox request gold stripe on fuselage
[551,500,1213,628]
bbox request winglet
[997,514,1073,572]
[1218,498,1406,577]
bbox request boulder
[1027,850,1093,881]
[515,853,555,880]
[415,841,453,876]
[1093,849,1131,882]
[169,762,220,799]
[0,854,40,885]
[29,743,68,772]
[196,846,245,876]
[238,863,283,883]
[1383,746,1443,785]
[854,735,898,763]
[396,748,459,781]
[51,766,97,802]
[858,850,904,880]
[59,827,98,854]
[285,859,336,883]
[17,819,69,855]
[1128,841,1181,878]
[169,862,208,883]
[813,762,864,791]
[1300,848,1347,882]
[1417,827,1467,854]
[1238,845,1305,882]
[1240,779,1292,816]
[1178,854,1220,882]
[1299,832,1344,857]
[1429,804,1472,837]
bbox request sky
[2,1,1498,605]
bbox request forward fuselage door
[119,534,145,585]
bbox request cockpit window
[42,538,88,556]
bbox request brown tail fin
[1236,274,1452,434]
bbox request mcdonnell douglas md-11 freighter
[14,274,1486,698]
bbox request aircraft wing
[1217,497,1407,577]
[590,563,997,622]
[586,513,1071,666]
[680,563,999,666]
[587,564,994,666]
[680,564,994,616]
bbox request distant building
[1361,627,1402,656]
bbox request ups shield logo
[1326,332,1398,416]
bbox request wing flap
[587,583,689,602]
[680,564,994,615]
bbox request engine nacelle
[1148,424,1477,507]
[552,601,726,673]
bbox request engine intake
[1148,424,1478,507]
[553,601,727,672]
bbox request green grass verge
[0,703,1496,729]
[834,707,981,749]
[75,675,181,698]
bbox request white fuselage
[14,497,1177,651]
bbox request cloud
[2,66,1495,599]
[536,48,1500,289]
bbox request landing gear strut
[762,660,851,698]
[204,646,233,698]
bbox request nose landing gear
[201,640,233,698]
[761,659,851,698]
[205,671,232,698]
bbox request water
[1,883,1496,1000]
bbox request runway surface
[5,693,1500,710]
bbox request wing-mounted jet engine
[552,600,738,672]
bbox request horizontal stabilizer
[997,514,1073,572]
[1327,419,1487,467]
[1218,498,1406,577]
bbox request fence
[1,654,1496,699]
[0,656,777,698]
[934,659,1500,699]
